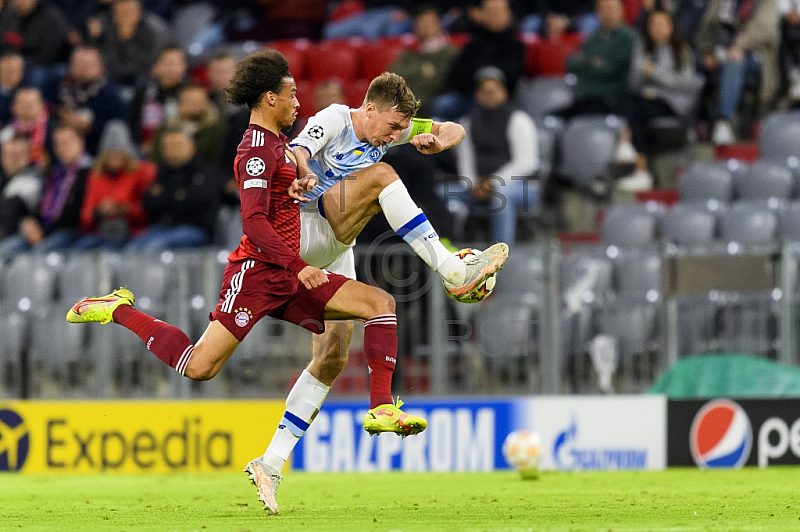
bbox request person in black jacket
[430,0,525,120]
[11,0,71,68]
[0,125,91,258]
[127,126,222,251]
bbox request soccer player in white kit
[247,73,509,514]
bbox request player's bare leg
[307,321,354,385]
[182,321,240,380]
[321,161,508,294]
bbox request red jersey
[228,125,308,275]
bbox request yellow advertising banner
[0,401,285,473]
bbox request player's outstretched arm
[287,146,320,202]
[410,121,465,154]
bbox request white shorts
[300,198,356,279]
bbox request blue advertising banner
[293,398,523,472]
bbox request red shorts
[210,259,350,341]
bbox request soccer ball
[502,429,542,479]
[441,248,497,304]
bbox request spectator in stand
[323,1,412,40]
[313,79,346,110]
[149,83,228,170]
[518,0,598,36]
[390,4,460,117]
[453,66,538,245]
[10,0,71,74]
[0,51,24,126]
[128,45,187,154]
[88,0,168,89]
[0,0,19,49]
[634,0,708,38]
[0,136,42,249]
[0,86,52,168]
[615,9,698,192]
[73,120,156,250]
[432,0,525,120]
[207,50,248,177]
[695,0,779,145]
[778,0,800,101]
[127,127,222,251]
[43,45,126,155]
[0,125,91,257]
[554,0,637,119]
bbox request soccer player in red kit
[65,49,425,514]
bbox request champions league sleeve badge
[307,125,324,139]
[246,157,266,176]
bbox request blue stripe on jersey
[290,144,312,158]
[396,212,429,239]
[318,196,326,219]
[284,411,310,431]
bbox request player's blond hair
[365,72,421,118]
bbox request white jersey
[291,104,423,206]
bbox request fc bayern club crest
[234,309,252,327]
[246,157,265,176]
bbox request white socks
[262,369,330,472]
[378,179,465,285]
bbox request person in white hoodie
[454,66,538,244]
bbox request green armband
[409,118,433,138]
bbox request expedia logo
[690,399,752,468]
[0,408,30,471]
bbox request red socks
[364,314,398,408]
[113,305,195,375]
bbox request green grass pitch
[2,468,800,531]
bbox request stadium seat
[1,253,58,309]
[524,33,582,77]
[677,161,734,202]
[662,203,717,245]
[675,294,719,357]
[601,203,664,247]
[536,122,556,179]
[779,201,800,241]
[718,291,776,356]
[0,311,25,398]
[343,78,370,108]
[613,249,661,297]
[516,76,574,120]
[29,304,90,397]
[735,160,794,200]
[559,115,621,193]
[306,41,359,82]
[57,253,99,308]
[107,252,172,317]
[720,202,778,245]
[216,205,244,252]
[172,2,218,54]
[358,39,406,81]
[758,111,800,160]
[598,298,659,386]
[295,79,315,118]
[488,243,544,303]
[266,39,312,80]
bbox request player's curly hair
[365,72,421,118]
[225,49,291,110]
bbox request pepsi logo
[690,399,752,468]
